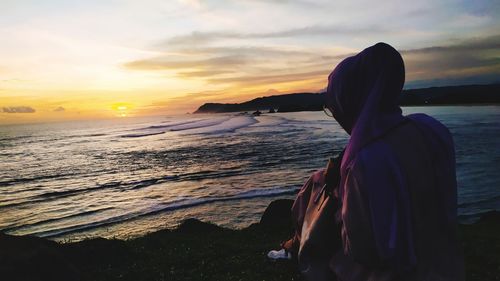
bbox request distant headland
[194,84,500,114]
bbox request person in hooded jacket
[270,42,464,281]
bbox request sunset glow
[1,0,499,124]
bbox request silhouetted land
[1,200,498,281]
[194,84,500,113]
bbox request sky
[0,0,499,124]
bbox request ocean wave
[66,133,108,138]
[0,206,115,233]
[28,186,299,238]
[0,134,37,142]
[83,133,108,137]
[0,173,76,187]
[457,209,499,223]
[181,116,258,134]
[0,170,261,209]
[0,186,42,197]
[119,117,232,138]
[121,131,165,138]
[0,181,123,209]
[169,117,232,131]
[140,186,299,218]
[175,169,244,181]
[118,115,258,138]
[145,119,206,129]
[250,116,288,127]
[458,194,500,208]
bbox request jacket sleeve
[340,145,415,270]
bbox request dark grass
[460,215,500,280]
[63,221,301,281]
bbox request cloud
[2,106,36,113]
[402,34,500,53]
[125,44,346,87]
[208,69,329,86]
[177,69,234,78]
[164,25,387,46]
[401,34,500,84]
[125,55,247,70]
[53,106,65,112]
[125,25,500,101]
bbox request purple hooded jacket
[325,43,464,281]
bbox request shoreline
[1,200,499,281]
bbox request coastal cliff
[1,200,498,281]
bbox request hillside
[194,84,500,113]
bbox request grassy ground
[64,220,300,281]
[460,214,500,280]
[1,209,499,281]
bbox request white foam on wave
[182,116,258,134]
[251,115,288,127]
[121,115,262,138]
[147,119,207,129]
[120,117,232,138]
[169,116,232,131]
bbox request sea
[1,106,499,241]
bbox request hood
[326,42,405,135]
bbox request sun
[112,103,133,117]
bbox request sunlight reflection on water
[0,106,498,241]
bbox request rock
[177,218,222,233]
[63,237,132,268]
[260,199,294,227]
[0,233,80,281]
